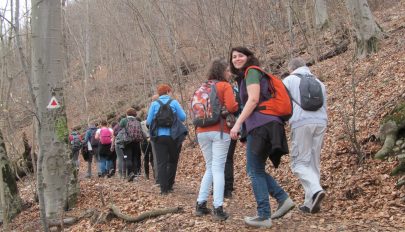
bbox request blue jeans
[98,156,112,175]
[246,134,288,219]
[197,132,230,208]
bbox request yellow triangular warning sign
[47,96,60,109]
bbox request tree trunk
[345,0,382,58]
[315,0,328,30]
[0,130,22,223]
[31,0,79,229]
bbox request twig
[97,186,106,207]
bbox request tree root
[375,121,398,160]
[108,204,183,223]
[396,176,405,188]
[48,208,96,227]
[391,160,405,176]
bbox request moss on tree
[375,101,405,160]
[55,117,69,144]
[383,101,405,126]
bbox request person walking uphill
[229,47,295,228]
[147,84,187,195]
[95,120,114,177]
[120,108,143,181]
[69,129,82,170]
[84,123,99,178]
[191,58,238,221]
[283,57,328,214]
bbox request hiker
[120,108,143,181]
[192,58,238,221]
[113,115,126,178]
[146,84,187,195]
[223,65,242,199]
[150,94,160,184]
[84,123,99,178]
[282,57,328,214]
[69,129,82,170]
[141,120,154,180]
[94,120,114,177]
[229,47,295,228]
[109,121,118,177]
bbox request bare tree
[345,0,382,58]
[315,0,329,30]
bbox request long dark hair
[229,47,260,78]
[207,57,228,81]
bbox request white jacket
[282,66,328,129]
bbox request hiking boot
[213,206,229,221]
[107,169,115,178]
[127,172,136,182]
[244,216,272,228]
[195,201,211,216]
[271,197,295,219]
[224,190,233,199]
[299,205,311,213]
[311,190,325,213]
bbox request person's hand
[230,123,241,140]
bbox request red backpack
[244,66,293,121]
[99,127,112,145]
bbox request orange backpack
[244,66,293,121]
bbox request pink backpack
[100,127,112,145]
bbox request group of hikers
[69,46,327,228]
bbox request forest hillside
[1,0,404,231]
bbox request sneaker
[127,172,136,182]
[213,206,229,221]
[244,216,272,228]
[311,190,325,213]
[299,205,311,213]
[271,197,295,219]
[195,201,211,216]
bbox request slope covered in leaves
[8,2,405,232]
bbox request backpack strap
[244,65,264,77]
[289,73,305,108]
[156,98,173,106]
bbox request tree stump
[0,130,22,222]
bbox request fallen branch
[108,204,183,223]
[307,40,349,66]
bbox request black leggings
[153,136,179,192]
[141,141,154,178]
[225,139,237,192]
[123,141,141,176]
